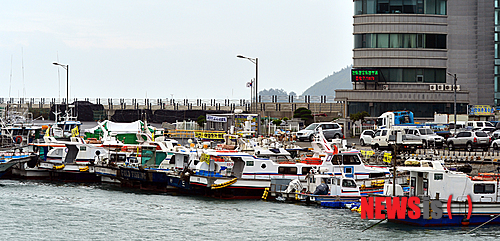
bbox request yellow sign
[200,153,210,164]
[383,152,392,163]
[360,150,375,159]
[195,132,225,140]
[469,105,495,116]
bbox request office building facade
[336,0,495,118]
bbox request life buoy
[15,136,22,144]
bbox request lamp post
[237,55,258,113]
[237,55,259,135]
[447,72,457,135]
[53,62,69,106]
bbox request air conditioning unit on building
[382,85,389,90]
[437,84,444,91]
[416,75,424,82]
[429,84,437,91]
[445,84,452,91]
[454,85,461,91]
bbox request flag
[246,82,252,87]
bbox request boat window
[342,179,357,188]
[246,161,254,166]
[343,155,361,165]
[261,163,267,169]
[474,183,495,194]
[79,146,87,151]
[302,167,312,175]
[434,173,443,180]
[332,155,342,165]
[278,167,297,175]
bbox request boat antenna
[9,55,12,100]
[22,47,26,98]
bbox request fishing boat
[0,150,37,178]
[384,161,500,226]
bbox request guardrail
[0,95,340,107]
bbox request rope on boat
[361,218,386,232]
[211,178,237,189]
[466,214,500,234]
[79,166,89,172]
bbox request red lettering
[360,197,374,219]
[407,197,421,219]
[386,197,407,219]
[375,197,386,219]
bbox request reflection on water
[0,179,499,240]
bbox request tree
[197,115,206,129]
[272,119,282,126]
[293,107,313,125]
[349,111,370,123]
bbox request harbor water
[1,180,500,240]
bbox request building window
[354,33,446,49]
[355,0,446,15]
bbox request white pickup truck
[403,127,445,149]
[370,128,423,152]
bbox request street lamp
[237,55,258,113]
[53,62,69,106]
[447,72,457,135]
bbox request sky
[1,1,354,100]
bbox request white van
[466,121,494,130]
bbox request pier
[0,96,344,122]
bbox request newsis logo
[360,195,472,220]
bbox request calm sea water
[1,179,499,241]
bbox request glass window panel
[390,0,403,13]
[425,0,436,14]
[354,34,363,48]
[404,34,417,48]
[390,34,402,48]
[417,34,424,48]
[389,69,403,82]
[367,0,376,14]
[355,0,363,15]
[437,0,446,15]
[435,69,446,83]
[367,34,376,48]
[403,0,417,13]
[417,0,424,13]
[403,69,416,82]
[437,35,446,49]
[380,69,390,82]
[378,0,389,13]
[496,9,500,25]
[377,34,389,48]
[424,69,435,83]
[426,34,437,48]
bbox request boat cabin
[306,174,360,196]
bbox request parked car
[472,127,496,135]
[404,127,445,149]
[491,138,500,150]
[491,130,500,140]
[295,122,343,141]
[359,130,374,146]
[446,131,491,151]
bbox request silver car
[447,131,491,152]
[296,122,343,141]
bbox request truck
[376,111,414,129]
[403,127,445,149]
[370,127,423,152]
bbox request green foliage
[272,119,282,126]
[349,111,370,123]
[293,107,313,124]
[197,115,206,128]
[282,117,289,121]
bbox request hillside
[302,66,352,96]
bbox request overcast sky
[1,1,353,100]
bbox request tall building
[335,0,495,118]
